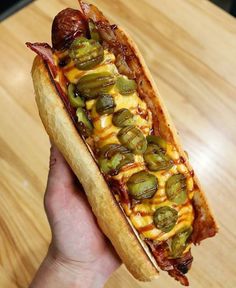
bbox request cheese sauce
[56,48,195,246]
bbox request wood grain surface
[0,0,236,287]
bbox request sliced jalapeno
[112,108,134,127]
[116,76,137,95]
[144,144,173,171]
[146,135,167,151]
[76,107,93,137]
[68,83,85,108]
[117,126,147,154]
[88,19,101,42]
[96,94,116,115]
[171,227,192,258]
[77,72,116,99]
[98,144,134,175]
[166,174,187,204]
[153,206,178,232]
[69,37,104,70]
[127,171,158,200]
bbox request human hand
[30,145,120,288]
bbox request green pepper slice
[116,76,137,95]
[98,144,134,175]
[144,144,173,171]
[127,170,158,200]
[69,37,104,70]
[68,83,85,108]
[117,126,147,154]
[165,174,187,204]
[112,108,134,127]
[146,135,167,151]
[76,107,93,137]
[77,72,116,99]
[171,227,192,258]
[153,206,178,232]
[96,94,116,115]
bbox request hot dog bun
[32,55,159,281]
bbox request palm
[45,146,120,269]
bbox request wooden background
[0,0,236,287]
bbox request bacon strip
[106,177,130,205]
[191,195,217,244]
[26,42,58,78]
[26,42,79,133]
[146,240,193,286]
[80,1,134,78]
[80,1,116,43]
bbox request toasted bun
[32,56,159,281]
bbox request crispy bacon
[80,1,134,78]
[168,270,189,287]
[26,42,58,78]
[146,240,193,286]
[80,1,116,43]
[191,193,217,244]
[106,177,130,205]
[26,42,79,134]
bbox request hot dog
[26,1,218,285]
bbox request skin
[30,145,121,288]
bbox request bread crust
[32,56,159,281]
[31,23,217,282]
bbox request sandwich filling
[55,47,195,248]
[54,37,196,282]
[53,40,195,286]
[27,2,217,286]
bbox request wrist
[30,245,113,288]
[48,246,110,287]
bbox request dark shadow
[0,0,34,22]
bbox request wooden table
[0,0,236,287]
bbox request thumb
[44,145,76,222]
[47,145,75,189]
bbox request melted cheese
[130,203,194,241]
[166,143,180,161]
[60,47,195,250]
[113,160,146,182]
[127,156,195,241]
[63,50,117,84]
[63,50,152,146]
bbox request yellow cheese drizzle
[57,49,195,246]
